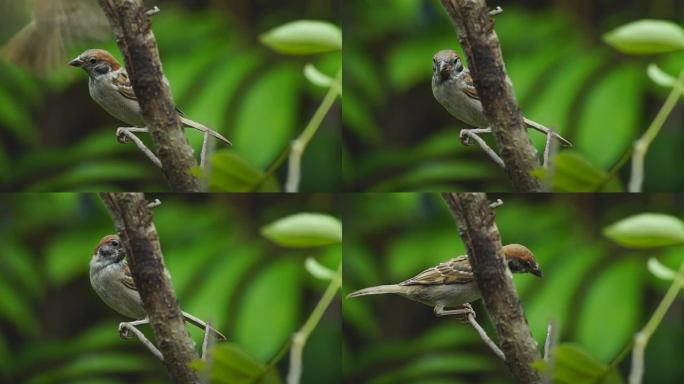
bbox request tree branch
[98,0,202,192]
[439,0,544,192]
[99,193,200,384]
[441,192,542,383]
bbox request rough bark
[441,192,542,384]
[439,0,544,192]
[100,193,200,384]
[98,0,202,191]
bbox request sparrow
[431,49,572,148]
[68,49,231,145]
[347,244,542,317]
[90,234,226,340]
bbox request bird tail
[181,311,227,341]
[523,117,573,147]
[347,284,405,299]
[180,117,232,146]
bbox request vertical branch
[99,193,200,384]
[439,0,544,192]
[441,192,542,384]
[98,0,202,192]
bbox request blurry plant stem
[285,69,342,192]
[287,262,342,384]
[628,259,684,384]
[628,68,684,192]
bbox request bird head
[68,49,120,77]
[432,49,464,83]
[502,244,543,277]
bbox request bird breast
[89,74,146,127]
[403,281,482,307]
[432,77,489,128]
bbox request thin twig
[200,131,210,169]
[542,131,552,168]
[488,6,503,16]
[146,199,162,209]
[467,313,505,360]
[489,199,504,209]
[629,69,684,192]
[116,128,162,168]
[629,260,684,384]
[543,321,554,361]
[287,263,342,384]
[145,6,160,16]
[119,322,163,361]
[285,69,341,192]
[460,129,505,168]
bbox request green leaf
[576,259,642,361]
[305,257,335,280]
[232,64,300,169]
[304,63,334,87]
[647,63,678,87]
[604,19,684,54]
[192,343,281,384]
[261,213,342,247]
[575,64,643,168]
[647,257,677,280]
[533,344,623,384]
[233,259,302,361]
[603,213,684,248]
[206,151,279,192]
[260,20,341,55]
[532,152,621,192]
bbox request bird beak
[532,265,543,278]
[68,57,83,67]
[438,61,450,80]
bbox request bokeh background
[0,193,341,383]
[0,0,341,192]
[343,0,684,192]
[343,193,684,383]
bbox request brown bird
[347,244,542,317]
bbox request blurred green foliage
[342,0,684,191]
[0,193,341,383]
[0,1,341,192]
[342,193,684,383]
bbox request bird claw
[459,129,472,145]
[118,323,132,339]
[116,128,128,144]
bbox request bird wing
[112,71,138,101]
[399,255,474,285]
[120,259,138,292]
[462,71,480,101]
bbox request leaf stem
[286,262,342,384]
[285,68,342,192]
[628,259,684,384]
[628,68,684,192]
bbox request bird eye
[111,240,119,247]
[89,58,96,64]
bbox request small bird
[347,244,542,317]
[90,234,226,340]
[431,50,572,148]
[68,49,231,145]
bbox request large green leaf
[192,343,281,384]
[232,64,301,169]
[233,258,302,361]
[260,20,341,55]
[533,344,623,384]
[603,213,684,248]
[604,20,684,54]
[261,213,342,247]
[576,259,642,361]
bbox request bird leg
[433,303,477,321]
[118,318,164,361]
[459,128,505,168]
[115,127,162,168]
